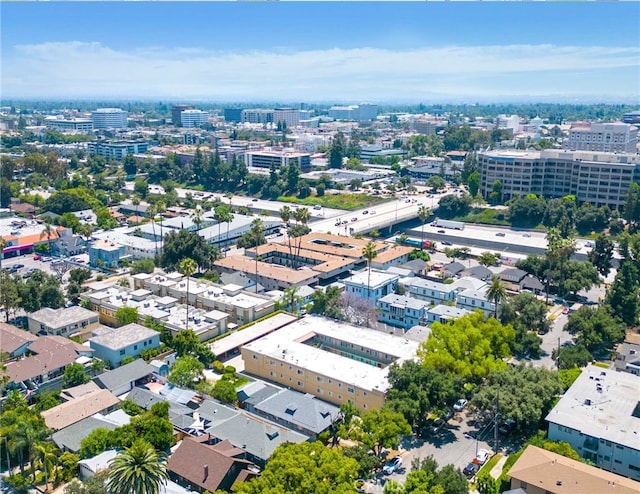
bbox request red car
[33,254,41,260]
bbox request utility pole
[494,392,500,453]
[556,337,561,370]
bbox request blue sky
[1,2,639,103]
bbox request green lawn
[454,207,511,226]
[278,193,389,211]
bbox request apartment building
[546,365,640,480]
[27,306,100,341]
[241,316,420,411]
[564,122,638,153]
[245,148,311,172]
[343,269,399,302]
[377,294,429,329]
[402,278,458,306]
[477,149,640,208]
[89,323,160,368]
[241,109,273,124]
[91,108,128,129]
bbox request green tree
[107,439,168,494]
[178,257,197,331]
[507,194,546,227]
[486,275,507,318]
[566,305,625,355]
[426,175,446,192]
[606,261,640,326]
[499,292,547,358]
[363,241,378,299]
[0,271,21,322]
[356,409,412,457]
[477,251,499,267]
[168,355,204,388]
[588,234,614,277]
[328,131,347,169]
[160,229,220,272]
[116,306,140,326]
[63,363,89,388]
[554,344,592,370]
[624,182,640,230]
[211,378,238,404]
[467,171,480,198]
[234,441,359,494]
[310,286,344,320]
[476,471,499,494]
[562,260,600,296]
[471,365,563,432]
[546,227,576,297]
[130,258,155,275]
[419,312,515,382]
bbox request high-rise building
[328,104,378,121]
[171,105,195,125]
[564,122,638,153]
[241,109,274,124]
[44,117,93,132]
[478,149,640,209]
[91,108,128,129]
[180,109,209,128]
[273,108,300,127]
[224,108,244,123]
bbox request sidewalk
[489,454,508,479]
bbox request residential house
[27,306,100,341]
[614,332,640,375]
[507,445,640,494]
[92,359,153,396]
[460,265,493,282]
[377,294,429,329]
[0,322,37,358]
[167,437,258,493]
[243,387,340,438]
[499,268,528,284]
[52,416,120,454]
[403,278,458,306]
[343,269,399,301]
[89,238,126,269]
[400,259,428,277]
[426,305,471,324]
[89,323,160,368]
[456,287,495,316]
[41,388,120,431]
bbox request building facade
[477,149,640,209]
[377,294,428,329]
[89,323,161,368]
[91,108,128,129]
[27,306,100,341]
[180,109,209,128]
[564,122,638,153]
[244,149,311,172]
[273,108,300,127]
[44,118,94,132]
[546,365,640,480]
[87,140,149,160]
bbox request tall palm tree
[107,439,168,494]
[155,201,166,255]
[486,275,507,319]
[363,241,378,299]
[214,205,232,254]
[417,205,430,250]
[40,219,55,255]
[178,257,197,332]
[279,205,293,266]
[191,207,204,231]
[0,237,6,270]
[222,208,233,257]
[147,203,159,257]
[293,207,311,267]
[35,441,57,492]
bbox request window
[297,369,304,375]
[252,354,258,360]
[119,350,125,355]
[347,387,355,393]
[297,381,303,387]
[316,376,323,382]
[520,482,528,489]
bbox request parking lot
[2,252,90,286]
[362,410,498,492]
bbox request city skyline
[1,2,639,103]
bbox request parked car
[463,462,479,478]
[13,263,25,270]
[453,399,468,412]
[313,205,322,210]
[383,456,402,475]
[441,241,453,246]
[431,418,446,434]
[41,256,52,262]
[370,210,376,215]
[362,210,369,215]
[33,254,41,260]
[252,198,259,202]
[499,419,516,435]
[475,449,490,465]
[335,221,342,226]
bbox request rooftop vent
[556,481,563,486]
[584,399,592,406]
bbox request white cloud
[2,41,638,100]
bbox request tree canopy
[159,229,220,272]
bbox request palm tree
[279,206,293,266]
[178,257,197,332]
[40,219,55,255]
[363,241,378,299]
[223,208,233,256]
[214,205,232,254]
[282,286,302,312]
[191,207,204,231]
[155,201,166,255]
[35,441,57,492]
[293,207,311,267]
[107,439,168,494]
[486,275,507,319]
[417,205,430,250]
[147,203,159,257]
[0,237,6,270]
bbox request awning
[3,244,33,254]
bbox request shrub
[224,365,236,375]
[213,360,225,374]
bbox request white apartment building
[564,122,638,153]
[180,109,209,128]
[496,114,521,133]
[546,365,640,480]
[91,108,128,129]
[478,149,640,209]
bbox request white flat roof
[243,315,420,393]
[546,365,640,451]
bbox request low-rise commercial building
[241,315,420,411]
[245,148,311,172]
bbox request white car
[475,449,490,465]
[453,399,468,412]
[383,456,402,475]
